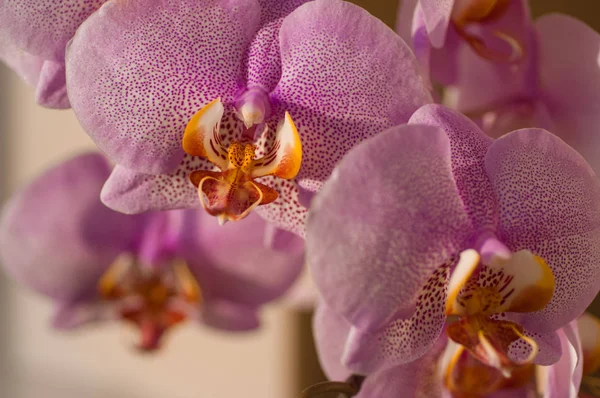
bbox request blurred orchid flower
[314,304,600,397]
[0,153,304,351]
[65,0,431,234]
[307,104,600,377]
[0,0,108,108]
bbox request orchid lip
[444,244,555,372]
[98,254,202,350]
[182,98,302,223]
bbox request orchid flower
[307,104,600,380]
[0,0,108,108]
[0,152,304,351]
[313,303,600,397]
[65,0,431,234]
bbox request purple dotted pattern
[272,0,431,192]
[370,262,451,368]
[67,0,262,174]
[1,0,106,60]
[485,129,600,333]
[409,105,498,233]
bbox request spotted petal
[307,124,471,334]
[484,128,600,333]
[0,153,141,304]
[273,0,432,193]
[66,0,263,174]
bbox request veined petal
[307,124,471,332]
[485,128,600,332]
[273,0,431,192]
[0,153,142,303]
[0,0,106,61]
[182,98,229,170]
[250,112,302,179]
[66,0,262,174]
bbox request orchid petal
[313,303,352,381]
[273,0,432,192]
[307,124,471,333]
[418,0,454,48]
[355,337,447,398]
[200,299,259,331]
[178,211,304,306]
[0,0,106,61]
[485,128,600,332]
[66,0,262,174]
[0,153,141,304]
[536,14,600,175]
[537,320,582,398]
[0,40,44,87]
[578,313,600,376]
[35,60,69,109]
[409,104,495,231]
[342,263,450,373]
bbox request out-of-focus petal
[313,303,352,381]
[35,60,69,109]
[396,0,419,45]
[537,320,582,398]
[578,313,600,375]
[66,0,262,174]
[0,153,141,303]
[273,0,431,192]
[536,14,600,175]
[409,104,495,231]
[200,299,259,331]
[444,0,534,113]
[179,210,304,306]
[418,0,454,48]
[0,39,44,87]
[307,124,471,332]
[484,128,600,332]
[355,336,447,398]
[0,0,106,61]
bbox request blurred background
[0,1,598,397]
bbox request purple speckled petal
[484,129,600,333]
[536,14,600,175]
[273,0,432,192]
[539,321,582,398]
[0,153,141,304]
[178,210,304,306]
[342,263,449,373]
[409,105,496,232]
[35,60,69,109]
[307,124,471,332]
[355,336,447,398]
[200,299,259,331]
[313,303,352,381]
[418,0,454,48]
[67,0,262,174]
[0,0,106,61]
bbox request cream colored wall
[0,66,297,398]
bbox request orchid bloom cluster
[2,0,600,397]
